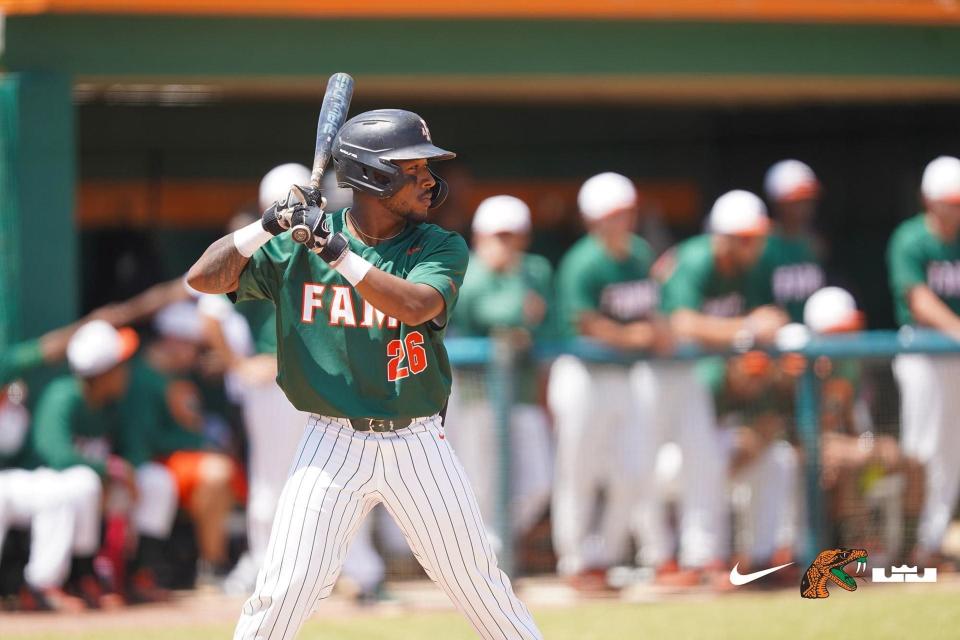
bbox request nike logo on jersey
[729,562,794,586]
[407,246,423,255]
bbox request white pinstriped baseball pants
[233,414,542,640]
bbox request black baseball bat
[311,72,354,190]
[290,72,355,244]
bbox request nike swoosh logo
[729,562,794,586]
[407,246,423,255]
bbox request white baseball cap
[708,190,770,236]
[471,195,532,235]
[155,301,203,342]
[804,286,864,334]
[921,156,960,204]
[259,163,312,210]
[764,159,820,203]
[67,320,139,378]
[577,172,638,222]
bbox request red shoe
[126,568,170,604]
[567,568,618,593]
[655,568,702,588]
[18,586,86,613]
[74,574,125,610]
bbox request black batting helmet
[332,109,455,208]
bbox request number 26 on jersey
[387,331,428,381]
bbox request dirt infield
[5,574,959,638]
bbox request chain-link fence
[367,330,960,584]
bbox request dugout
[3,2,960,342]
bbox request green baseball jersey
[887,214,960,326]
[453,253,553,338]
[234,209,468,419]
[235,300,278,354]
[555,234,658,337]
[452,252,553,404]
[121,358,205,458]
[659,235,772,316]
[756,233,824,322]
[31,375,150,477]
[0,338,44,387]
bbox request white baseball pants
[234,415,542,640]
[239,379,384,592]
[240,380,314,568]
[133,462,178,539]
[632,362,728,568]
[548,357,656,576]
[729,439,798,563]
[893,353,960,554]
[0,465,101,589]
[445,392,554,543]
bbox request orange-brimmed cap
[67,321,139,378]
[765,159,820,203]
[708,190,770,237]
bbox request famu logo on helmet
[332,109,455,208]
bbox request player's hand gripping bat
[289,72,355,245]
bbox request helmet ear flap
[429,170,448,209]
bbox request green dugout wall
[0,73,75,343]
[3,14,960,339]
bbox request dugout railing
[439,329,960,579]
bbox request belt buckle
[373,420,395,433]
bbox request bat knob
[291,225,312,244]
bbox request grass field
[5,582,958,640]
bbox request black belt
[348,417,414,432]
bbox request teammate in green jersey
[448,195,554,552]
[803,287,923,562]
[30,321,179,605]
[0,325,108,611]
[889,155,960,571]
[758,160,826,322]
[188,109,542,640]
[548,172,666,590]
[654,190,790,587]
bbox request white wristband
[233,221,273,258]
[334,251,374,286]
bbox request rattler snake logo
[800,548,868,599]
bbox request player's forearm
[99,278,191,325]
[578,313,653,350]
[909,286,960,339]
[186,235,251,294]
[670,309,744,349]
[355,268,445,326]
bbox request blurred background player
[30,321,179,603]
[759,160,826,322]
[549,172,664,590]
[652,189,788,585]
[0,325,105,611]
[801,287,923,566]
[447,195,554,551]
[133,301,248,588]
[888,155,960,570]
[221,164,385,600]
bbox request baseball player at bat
[888,155,960,571]
[221,165,386,601]
[188,109,542,639]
